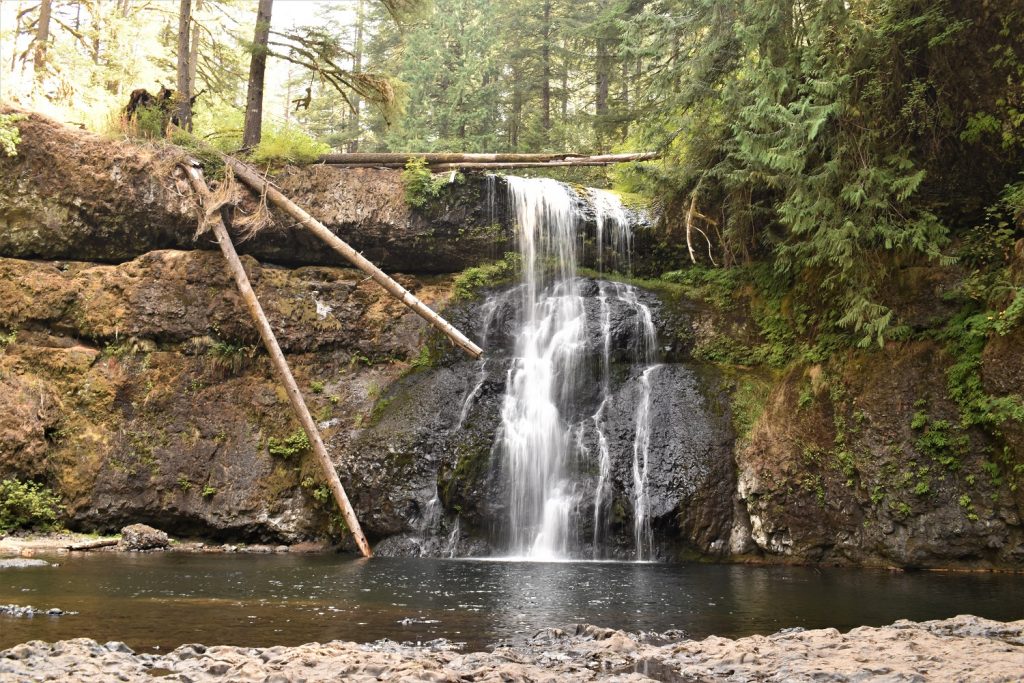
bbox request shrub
[452,252,522,300]
[250,126,330,166]
[401,157,452,207]
[0,479,63,534]
[0,113,26,157]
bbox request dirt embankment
[1,616,1021,682]
[0,109,510,274]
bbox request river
[2,554,1021,652]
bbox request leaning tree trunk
[242,0,274,148]
[176,0,193,131]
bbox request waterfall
[590,188,633,274]
[472,175,658,561]
[500,177,585,560]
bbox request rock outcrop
[0,249,450,542]
[0,110,647,275]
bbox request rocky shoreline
[0,615,1020,682]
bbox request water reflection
[0,554,1020,652]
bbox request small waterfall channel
[493,176,658,561]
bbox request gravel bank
[1,615,1022,682]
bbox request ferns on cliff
[618,0,1024,347]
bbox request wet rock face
[736,342,1024,568]
[358,278,736,560]
[0,250,452,543]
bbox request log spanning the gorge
[181,163,374,558]
[317,151,659,169]
[220,157,484,360]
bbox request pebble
[0,615,1021,681]
[0,604,76,618]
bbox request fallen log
[221,155,483,360]
[181,162,374,559]
[67,538,119,551]
[319,151,659,168]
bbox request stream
[2,554,1021,652]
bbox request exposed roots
[187,165,272,242]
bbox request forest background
[1,0,1022,358]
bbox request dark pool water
[1,554,1021,652]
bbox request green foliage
[618,0,1023,347]
[0,114,26,157]
[943,310,1024,430]
[312,484,331,504]
[401,157,452,208]
[208,340,255,375]
[268,430,311,459]
[452,252,522,300]
[310,380,325,394]
[660,266,747,311]
[201,485,217,498]
[0,479,63,534]
[249,126,331,166]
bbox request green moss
[401,157,461,207]
[452,252,522,301]
[367,397,393,426]
[268,429,311,458]
[727,372,773,440]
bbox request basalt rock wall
[1,111,1021,568]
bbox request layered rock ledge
[1,615,1021,682]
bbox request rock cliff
[1,112,1021,567]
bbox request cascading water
[500,177,586,560]
[470,175,660,561]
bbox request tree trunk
[560,38,569,122]
[182,164,374,558]
[242,0,274,149]
[318,151,656,165]
[348,0,364,152]
[176,0,193,131]
[32,0,52,82]
[188,0,202,101]
[594,31,610,148]
[541,0,552,139]
[509,69,522,150]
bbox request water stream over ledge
[2,554,1022,652]
[493,176,659,560]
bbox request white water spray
[500,177,585,560]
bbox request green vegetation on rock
[0,113,25,157]
[268,430,311,459]
[0,479,63,534]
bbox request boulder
[118,524,169,551]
